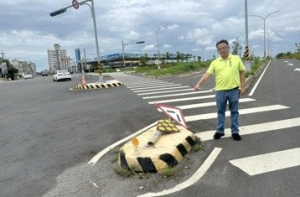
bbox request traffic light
[136,41,145,44]
[50,8,67,17]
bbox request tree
[197,56,202,62]
[140,53,149,67]
[232,41,241,55]
[166,52,170,63]
[176,52,180,63]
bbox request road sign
[72,0,79,9]
[155,103,189,128]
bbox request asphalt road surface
[1,59,299,197]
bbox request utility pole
[1,50,5,58]
[244,0,251,71]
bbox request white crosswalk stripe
[229,148,300,176]
[137,88,194,95]
[110,72,300,175]
[142,90,214,99]
[130,84,181,90]
[133,86,190,93]
[186,105,289,122]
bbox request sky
[0,0,299,72]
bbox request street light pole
[50,0,102,81]
[250,10,280,58]
[259,31,271,58]
[200,36,209,62]
[244,0,251,71]
[156,25,168,69]
[122,40,145,68]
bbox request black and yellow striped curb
[118,125,196,173]
[69,81,122,91]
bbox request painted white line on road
[130,84,180,90]
[126,82,175,88]
[88,122,157,165]
[229,148,300,176]
[137,88,194,95]
[176,98,256,110]
[294,68,300,72]
[195,117,300,141]
[133,86,190,93]
[143,90,213,99]
[186,105,289,122]
[157,98,256,112]
[148,95,215,104]
[248,60,271,97]
[138,147,222,197]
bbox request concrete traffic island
[69,79,122,91]
[118,120,197,173]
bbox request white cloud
[163,44,172,48]
[168,25,179,30]
[123,31,139,41]
[142,44,155,51]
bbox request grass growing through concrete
[160,167,180,178]
[192,143,205,152]
[113,166,136,177]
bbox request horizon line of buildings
[47,43,197,73]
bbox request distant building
[10,59,36,76]
[48,44,68,73]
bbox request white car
[53,70,72,81]
[24,73,33,79]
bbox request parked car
[24,73,33,79]
[53,70,72,81]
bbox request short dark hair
[216,39,229,48]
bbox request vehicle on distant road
[41,70,49,76]
[53,70,72,81]
[24,73,33,79]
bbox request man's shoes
[213,132,224,140]
[232,133,242,141]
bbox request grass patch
[245,58,268,77]
[135,62,210,77]
[192,143,205,152]
[160,167,179,178]
[113,166,136,177]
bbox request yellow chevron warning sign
[97,62,103,74]
[244,46,250,60]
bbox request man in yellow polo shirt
[194,39,245,141]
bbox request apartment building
[47,44,68,73]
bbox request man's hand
[193,84,200,92]
[239,87,245,97]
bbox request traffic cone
[81,75,87,86]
